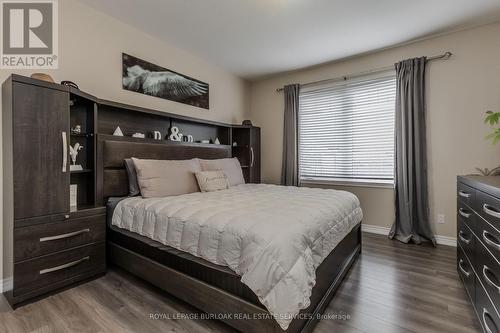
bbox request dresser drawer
[458,200,476,235]
[476,242,500,315]
[458,182,476,208]
[13,243,105,297]
[458,217,475,263]
[476,191,500,228]
[476,215,500,263]
[476,279,500,333]
[14,214,105,262]
[458,246,475,304]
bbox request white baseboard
[434,235,457,247]
[0,277,13,293]
[361,224,457,247]
[361,224,391,236]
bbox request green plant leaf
[484,111,500,144]
[485,111,500,125]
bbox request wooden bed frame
[98,135,361,333]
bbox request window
[298,71,396,186]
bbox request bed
[98,137,362,333]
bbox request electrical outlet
[437,214,445,224]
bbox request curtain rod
[275,51,452,93]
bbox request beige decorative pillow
[195,171,230,192]
[131,158,201,198]
[199,158,245,186]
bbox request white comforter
[112,184,362,329]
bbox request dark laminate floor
[0,233,482,333]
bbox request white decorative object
[69,143,84,171]
[201,139,210,144]
[132,133,145,138]
[71,125,81,134]
[153,131,162,140]
[233,142,237,147]
[169,126,182,141]
[186,135,194,143]
[113,126,124,136]
[70,184,77,208]
[214,137,220,145]
[70,164,83,171]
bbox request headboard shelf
[98,98,232,128]
[97,103,231,145]
[97,134,231,149]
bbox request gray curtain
[281,84,300,186]
[389,57,436,245]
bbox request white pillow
[195,171,230,192]
[131,158,201,198]
[199,158,245,186]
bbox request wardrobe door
[13,82,70,219]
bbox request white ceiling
[79,0,500,80]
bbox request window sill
[300,178,395,189]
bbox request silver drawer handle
[458,190,471,198]
[39,229,90,242]
[482,308,496,333]
[458,208,471,218]
[483,230,500,251]
[39,256,89,275]
[483,265,500,294]
[458,231,471,245]
[62,131,67,172]
[483,204,500,218]
[458,259,471,278]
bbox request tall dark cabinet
[457,176,500,333]
[232,125,261,183]
[3,75,105,308]
[11,80,70,219]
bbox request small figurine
[69,143,84,171]
[113,126,124,136]
[71,125,82,134]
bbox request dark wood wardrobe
[2,75,105,308]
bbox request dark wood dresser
[457,176,500,333]
[2,75,106,308]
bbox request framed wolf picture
[122,53,209,109]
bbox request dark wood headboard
[96,134,231,202]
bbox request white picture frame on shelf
[70,184,78,208]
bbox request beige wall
[0,0,249,288]
[249,22,500,239]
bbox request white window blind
[298,71,396,184]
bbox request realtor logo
[1,0,58,68]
